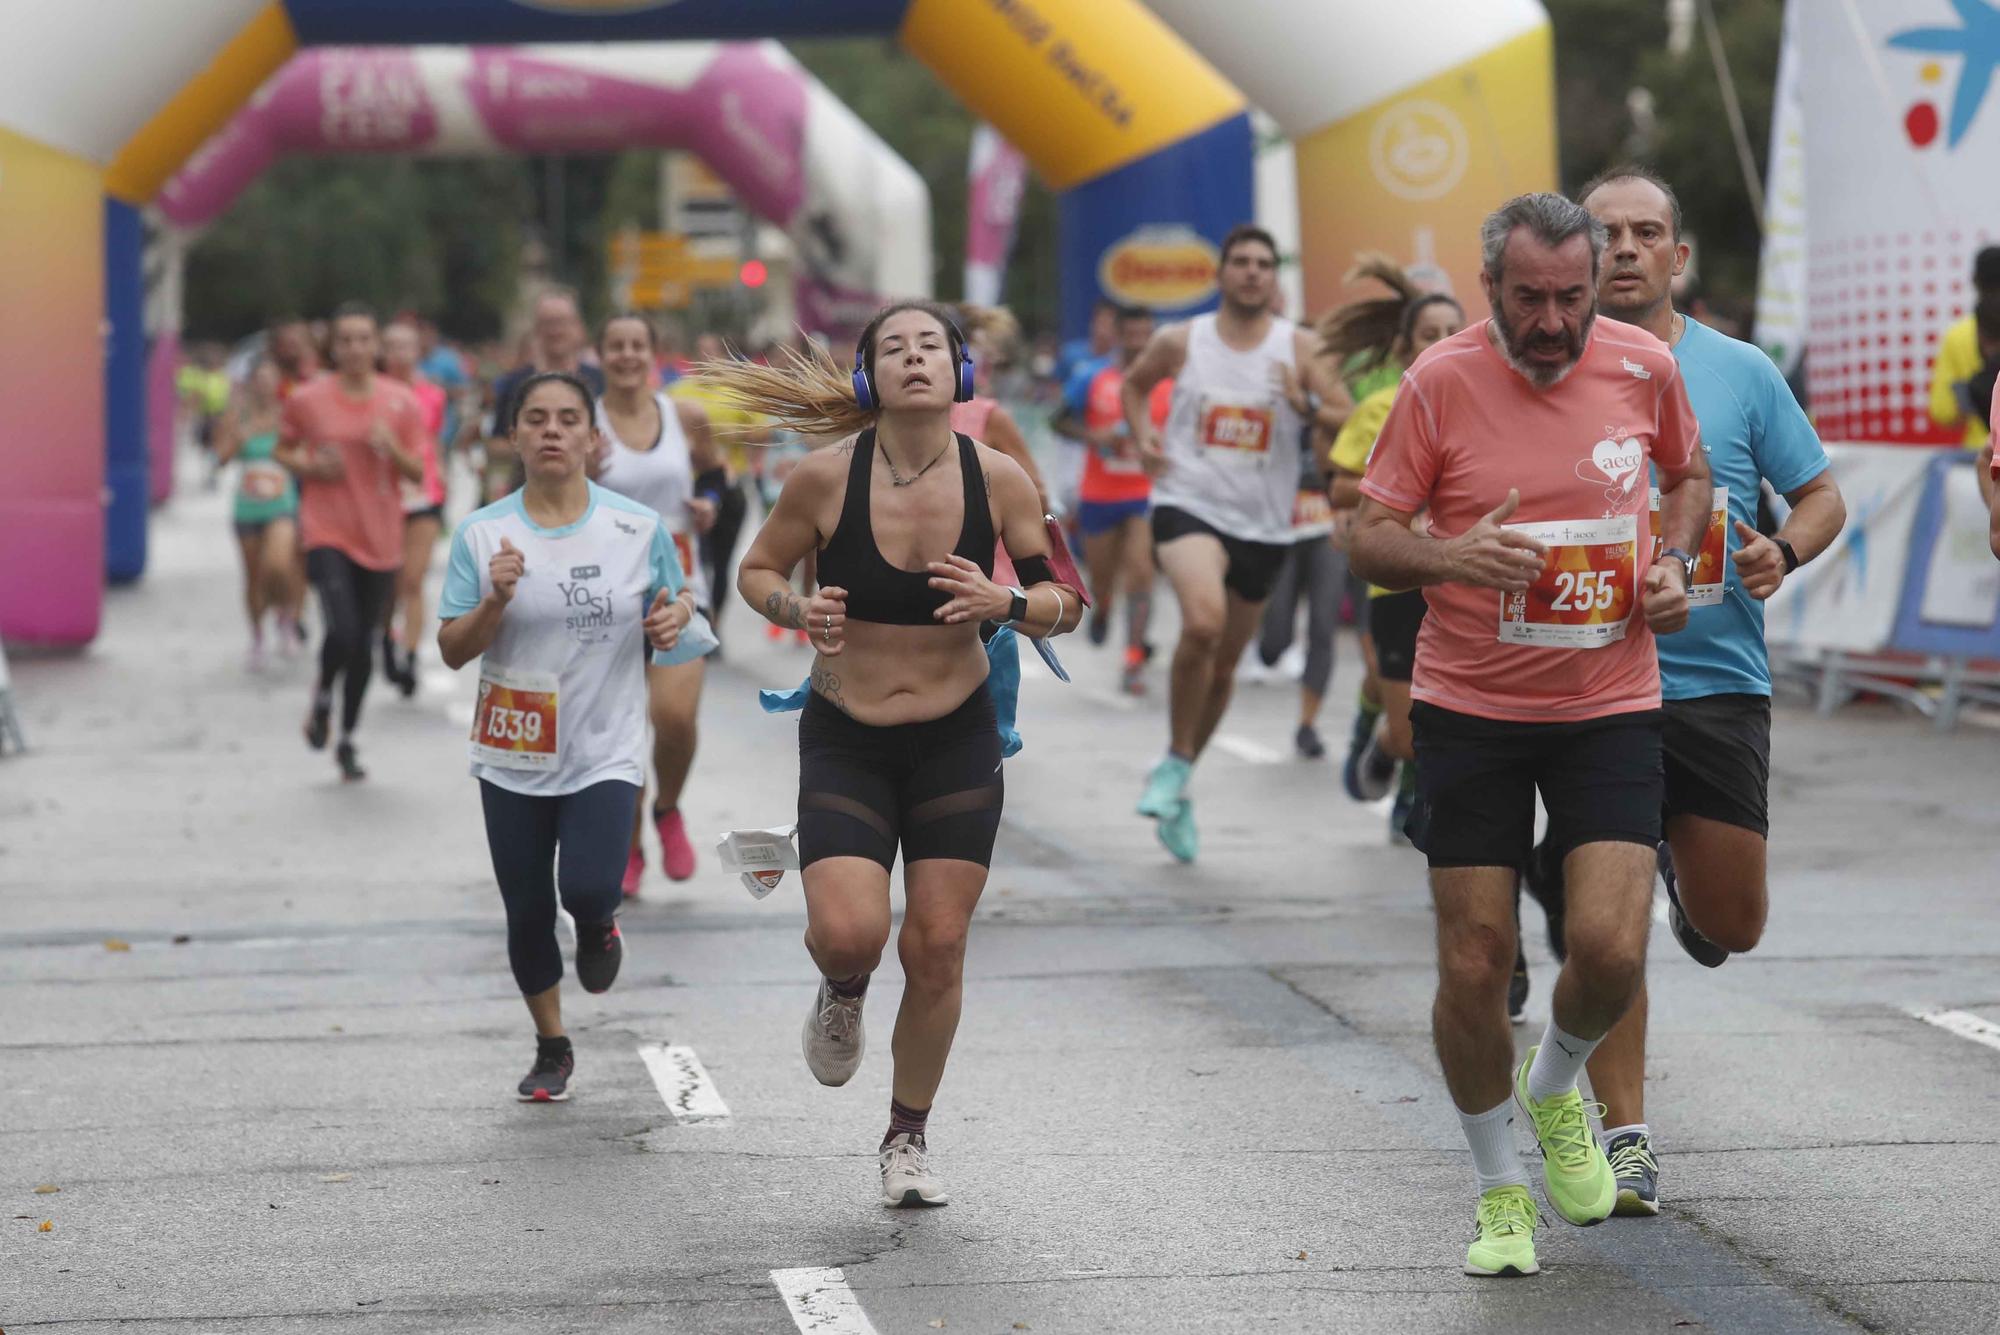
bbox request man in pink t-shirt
[277,303,427,780]
[1350,193,1711,1278]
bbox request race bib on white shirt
[470,663,559,770]
[1196,391,1276,463]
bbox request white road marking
[1209,733,1285,765]
[1910,1008,2000,1054]
[637,1043,731,1122]
[771,1266,879,1334]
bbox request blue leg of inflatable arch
[104,198,149,585]
[1057,113,1253,339]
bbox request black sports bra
[817,429,996,626]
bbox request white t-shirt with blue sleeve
[440,481,716,796]
[1657,318,1831,700]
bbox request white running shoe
[802,979,866,1086]
[880,1133,949,1207]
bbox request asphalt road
[5,481,1998,1334]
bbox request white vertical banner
[1752,0,1805,376]
[1801,1,2000,444]
[963,123,1028,308]
[1917,462,2000,626]
[1764,443,1932,654]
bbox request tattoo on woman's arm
[763,590,806,628]
[809,662,850,714]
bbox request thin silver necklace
[883,434,953,487]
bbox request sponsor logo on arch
[1098,226,1219,309]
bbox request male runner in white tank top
[1120,224,1350,861]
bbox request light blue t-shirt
[440,482,716,795]
[1656,317,1829,700]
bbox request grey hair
[1481,192,1608,286]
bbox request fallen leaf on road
[33,1186,59,1195]
[329,1025,344,1033]
[1295,1251,1308,1261]
[38,1221,53,1232]
[319,1173,352,1183]
[1013,1324,1031,1330]
[103,940,130,952]
[928,1321,945,1329]
[171,934,192,945]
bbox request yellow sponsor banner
[1098,226,1219,310]
[104,2,298,205]
[902,0,1243,191]
[1293,25,1556,320]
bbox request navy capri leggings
[479,779,638,995]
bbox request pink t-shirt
[402,375,447,510]
[1360,318,1702,723]
[281,375,427,571]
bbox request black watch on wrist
[1006,587,1029,624]
[1774,536,1800,574]
[1661,546,1697,587]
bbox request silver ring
[824,613,833,638]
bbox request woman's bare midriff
[809,619,990,726]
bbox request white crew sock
[1601,1122,1650,1148]
[1526,1020,1601,1102]
[1458,1098,1529,1193]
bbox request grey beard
[1497,309,1595,388]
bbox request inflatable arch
[0,0,1552,646]
[143,40,937,517]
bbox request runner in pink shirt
[383,318,448,696]
[277,303,428,780]
[1349,194,1711,1279]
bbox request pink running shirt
[281,375,428,572]
[1360,318,1701,723]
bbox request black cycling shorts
[1368,589,1428,683]
[1150,505,1290,604]
[798,682,1004,870]
[1406,701,1664,870]
[1662,693,1771,837]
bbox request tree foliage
[1546,0,1785,314]
[184,156,529,343]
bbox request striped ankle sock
[883,1098,930,1147]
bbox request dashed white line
[1209,733,1285,765]
[637,1043,731,1122]
[771,1266,880,1334]
[1910,1007,2000,1054]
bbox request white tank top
[1154,313,1304,544]
[594,392,710,608]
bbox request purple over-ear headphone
[852,311,977,410]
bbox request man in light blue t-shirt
[1522,168,1848,1219]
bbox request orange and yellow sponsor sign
[1098,227,1219,308]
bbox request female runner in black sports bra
[722,300,1079,1208]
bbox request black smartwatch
[1661,546,1697,588]
[1774,536,1800,574]
[1006,586,1029,624]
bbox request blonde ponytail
[689,340,875,441]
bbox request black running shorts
[797,683,1004,871]
[1662,693,1771,838]
[1150,505,1290,604]
[1406,702,1664,870]
[1367,589,1427,683]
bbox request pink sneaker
[656,807,696,882]
[621,846,644,898]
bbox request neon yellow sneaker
[1513,1046,1616,1226]
[1464,1184,1540,1276]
